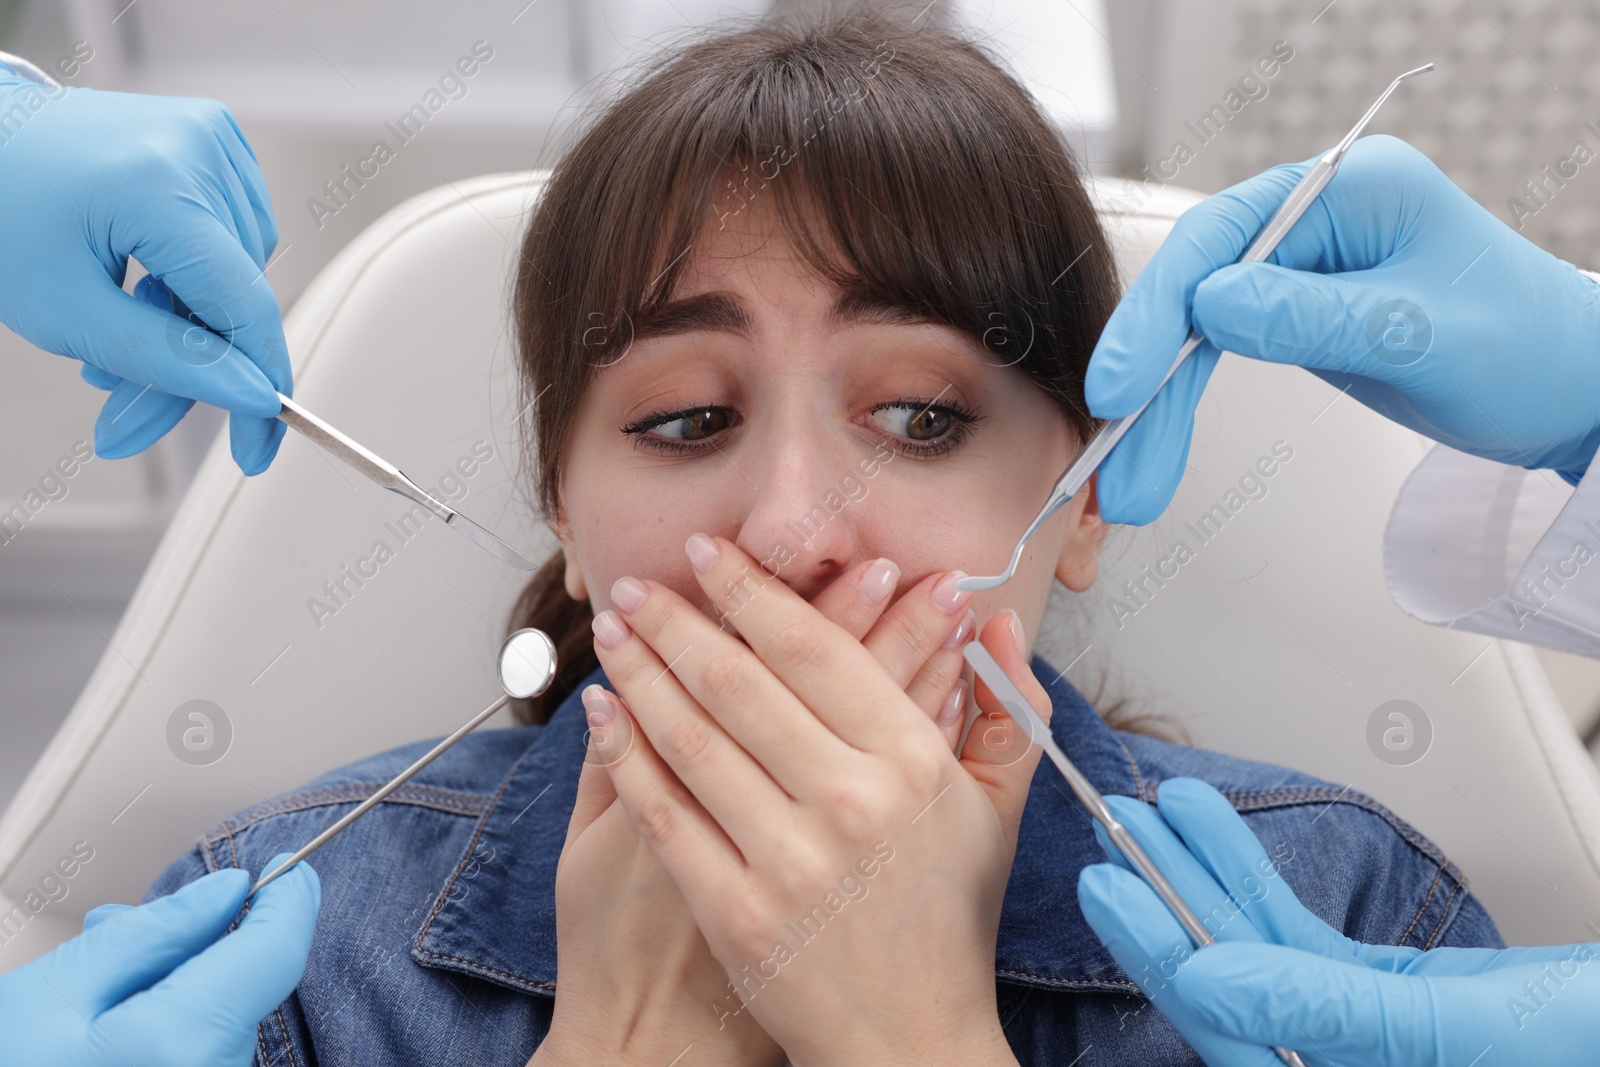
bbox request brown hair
[505,3,1121,725]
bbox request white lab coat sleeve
[0,51,61,88]
[1385,267,1600,657]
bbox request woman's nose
[732,437,861,588]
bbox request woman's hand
[586,532,1051,1066]
[531,745,779,1067]
[531,554,981,1066]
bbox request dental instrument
[956,62,1436,593]
[247,627,558,898]
[274,392,540,571]
[961,642,1310,1067]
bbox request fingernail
[937,679,967,727]
[1006,608,1027,658]
[610,576,648,613]
[943,606,975,648]
[685,532,720,574]
[857,558,899,608]
[592,609,631,650]
[581,684,614,728]
[931,571,973,615]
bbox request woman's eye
[622,398,981,459]
[651,407,731,441]
[870,403,952,442]
[867,399,983,458]
[621,405,737,453]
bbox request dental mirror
[498,627,558,699]
[248,627,558,897]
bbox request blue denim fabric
[145,656,1503,1066]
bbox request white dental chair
[3,171,1600,970]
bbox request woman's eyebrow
[633,290,937,342]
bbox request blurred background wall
[3,0,1598,809]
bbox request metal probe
[274,392,540,572]
[963,642,1314,1066]
[247,628,557,898]
[957,63,1436,593]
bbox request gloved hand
[0,854,320,1067]
[1085,134,1600,524]
[0,69,291,475]
[1077,778,1600,1066]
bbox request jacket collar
[413,655,1142,996]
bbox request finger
[40,868,250,1013]
[1154,778,1356,961]
[1100,794,1272,946]
[1192,261,1433,385]
[1091,338,1222,526]
[1248,134,1443,276]
[590,604,796,850]
[75,275,188,404]
[229,407,289,477]
[864,567,973,738]
[147,273,289,476]
[79,361,122,391]
[676,533,929,752]
[93,379,194,459]
[604,570,863,793]
[1078,864,1192,999]
[858,568,974,689]
[806,556,901,641]
[205,100,281,265]
[112,218,293,476]
[81,903,134,932]
[1084,158,1312,422]
[1077,864,1287,1067]
[1199,251,1562,457]
[598,695,751,915]
[904,626,972,752]
[1084,157,1317,527]
[560,685,623,858]
[109,853,320,1040]
[1091,820,1135,874]
[133,212,292,403]
[1173,941,1422,1065]
[1089,139,1453,527]
[959,610,1049,835]
[805,556,972,741]
[1358,942,1534,977]
[63,281,280,419]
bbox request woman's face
[552,196,1106,655]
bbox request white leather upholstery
[2,171,1598,970]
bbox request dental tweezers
[956,63,1436,593]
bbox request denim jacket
[144,656,1503,1066]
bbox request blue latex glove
[1077,778,1600,1066]
[1085,134,1600,524]
[0,854,319,1067]
[0,69,291,474]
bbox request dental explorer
[274,391,540,572]
[956,62,1436,593]
[962,641,1311,1067]
[247,627,558,898]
